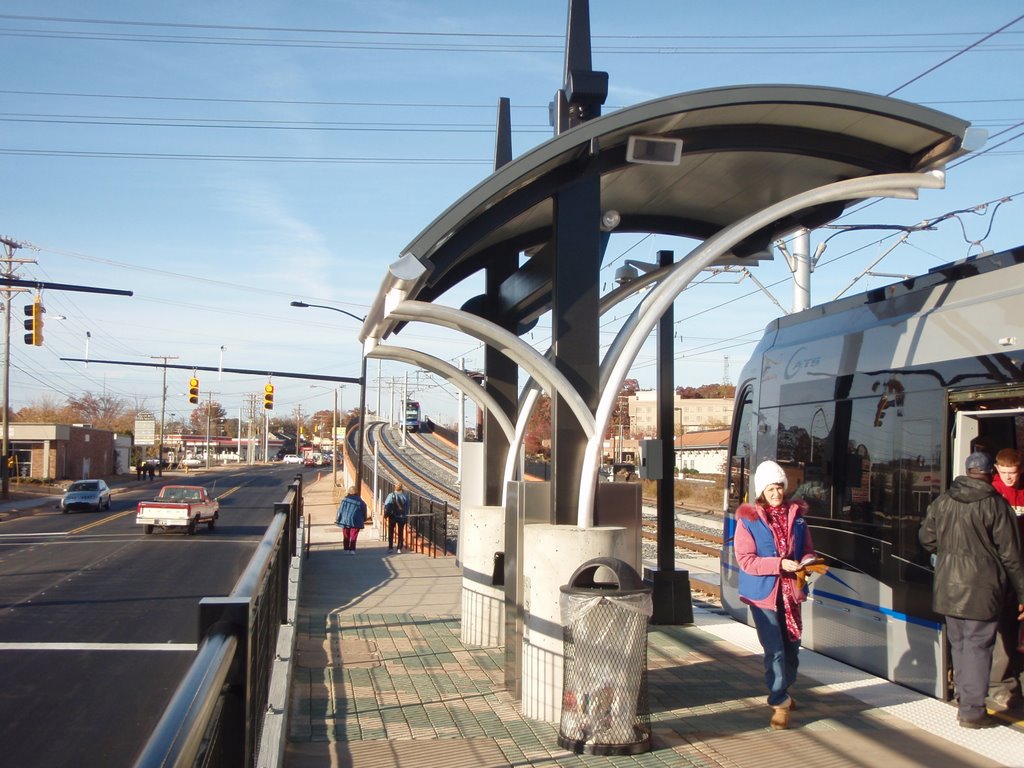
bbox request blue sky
[2,2,1023,427]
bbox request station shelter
[354,4,978,724]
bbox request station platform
[286,477,1024,768]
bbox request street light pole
[310,383,340,487]
[356,353,367,494]
[290,301,368,495]
[332,387,340,486]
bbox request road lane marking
[69,509,134,534]
[0,642,197,651]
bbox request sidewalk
[286,476,1024,768]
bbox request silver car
[61,479,112,513]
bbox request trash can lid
[560,557,652,596]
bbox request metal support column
[484,97,518,505]
[649,249,693,624]
[551,167,601,525]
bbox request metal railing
[407,497,451,557]
[373,471,452,557]
[134,474,304,768]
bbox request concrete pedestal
[644,567,694,625]
[460,505,505,647]
[521,524,633,722]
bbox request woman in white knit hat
[734,459,818,730]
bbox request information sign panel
[135,413,156,446]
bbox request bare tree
[67,392,133,432]
[14,393,73,424]
[188,401,228,435]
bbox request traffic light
[263,383,275,410]
[188,377,200,404]
[23,297,44,346]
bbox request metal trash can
[558,557,653,755]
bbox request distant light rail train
[721,245,1024,699]
[405,400,422,432]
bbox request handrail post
[198,597,251,767]
[278,500,295,558]
[275,501,293,612]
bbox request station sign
[135,412,156,446]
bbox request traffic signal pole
[1,260,132,499]
[2,267,10,499]
[1,237,30,499]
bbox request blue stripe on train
[719,561,941,631]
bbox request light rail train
[405,400,423,432]
[721,245,1024,699]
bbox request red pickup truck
[136,485,220,535]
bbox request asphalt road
[0,464,310,767]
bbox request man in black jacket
[920,451,1024,728]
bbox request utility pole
[401,371,408,448]
[245,392,259,465]
[203,390,220,469]
[150,355,177,468]
[1,237,33,499]
[205,391,212,469]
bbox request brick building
[626,391,733,436]
[8,424,125,481]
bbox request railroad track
[354,425,724,598]
[373,423,459,506]
[641,523,722,555]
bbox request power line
[0,89,547,109]
[886,12,1024,96]
[0,148,492,164]
[6,88,1024,111]
[0,112,552,133]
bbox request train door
[949,386,1024,474]
[940,388,1024,700]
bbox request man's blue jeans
[750,601,801,706]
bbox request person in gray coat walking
[919,451,1024,728]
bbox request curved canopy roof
[365,84,973,340]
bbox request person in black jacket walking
[919,451,1024,729]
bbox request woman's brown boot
[770,705,791,730]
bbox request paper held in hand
[795,554,828,590]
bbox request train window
[895,418,940,567]
[727,385,754,505]
[833,399,898,539]
[776,402,834,517]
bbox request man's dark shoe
[958,714,999,729]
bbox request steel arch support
[578,170,947,527]
[386,300,595,439]
[364,344,516,445]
